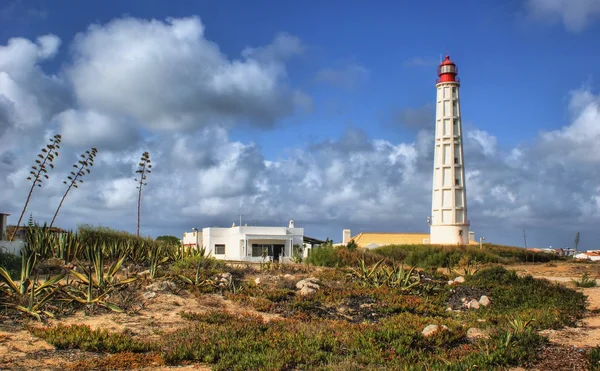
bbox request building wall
[203,226,304,261]
[182,230,202,248]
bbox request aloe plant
[0,247,37,295]
[135,151,152,237]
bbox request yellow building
[342,229,478,248]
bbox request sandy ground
[0,289,280,370]
[2,263,600,370]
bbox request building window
[459,230,463,236]
[455,179,460,186]
[452,87,457,98]
[252,244,270,257]
[215,244,225,255]
[454,157,458,164]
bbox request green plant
[10,134,61,241]
[148,243,169,279]
[573,272,597,288]
[0,248,64,320]
[589,346,600,370]
[135,151,152,237]
[50,147,98,227]
[291,244,304,263]
[349,258,421,290]
[66,242,137,312]
[30,324,152,353]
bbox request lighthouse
[429,55,469,245]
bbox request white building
[185,220,305,262]
[429,55,470,245]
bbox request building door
[272,244,284,261]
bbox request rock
[460,297,467,303]
[478,295,491,307]
[143,291,156,300]
[283,274,294,279]
[448,280,455,286]
[454,276,465,284]
[139,270,151,277]
[145,281,177,292]
[296,277,320,290]
[422,324,448,337]
[446,307,453,312]
[466,328,489,341]
[465,299,480,309]
[298,286,316,296]
[254,277,261,285]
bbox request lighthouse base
[429,225,470,245]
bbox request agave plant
[0,250,65,320]
[65,242,137,312]
[349,258,421,291]
[148,243,169,279]
[0,247,37,296]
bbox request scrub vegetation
[0,227,592,370]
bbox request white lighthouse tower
[429,55,469,245]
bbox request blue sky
[1,0,600,249]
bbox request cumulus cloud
[526,0,600,32]
[57,109,140,150]
[67,16,308,130]
[1,16,600,250]
[315,64,370,89]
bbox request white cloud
[67,16,308,130]
[526,0,600,32]
[57,109,140,150]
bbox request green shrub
[30,324,152,353]
[467,267,587,329]
[589,346,600,370]
[573,272,598,288]
[306,245,338,267]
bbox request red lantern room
[437,55,459,83]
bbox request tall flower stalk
[135,151,152,237]
[50,148,98,228]
[10,134,61,241]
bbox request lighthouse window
[454,157,458,164]
[455,179,460,186]
[459,230,463,236]
[452,87,457,98]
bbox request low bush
[30,324,153,353]
[573,272,598,288]
[466,267,587,329]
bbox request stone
[466,299,480,309]
[466,328,489,341]
[460,297,467,303]
[422,324,448,337]
[143,291,156,300]
[448,280,455,286]
[296,277,320,290]
[454,276,465,284]
[478,295,491,307]
[145,280,177,292]
[254,277,261,285]
[284,274,294,279]
[446,307,453,312]
[298,286,316,296]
